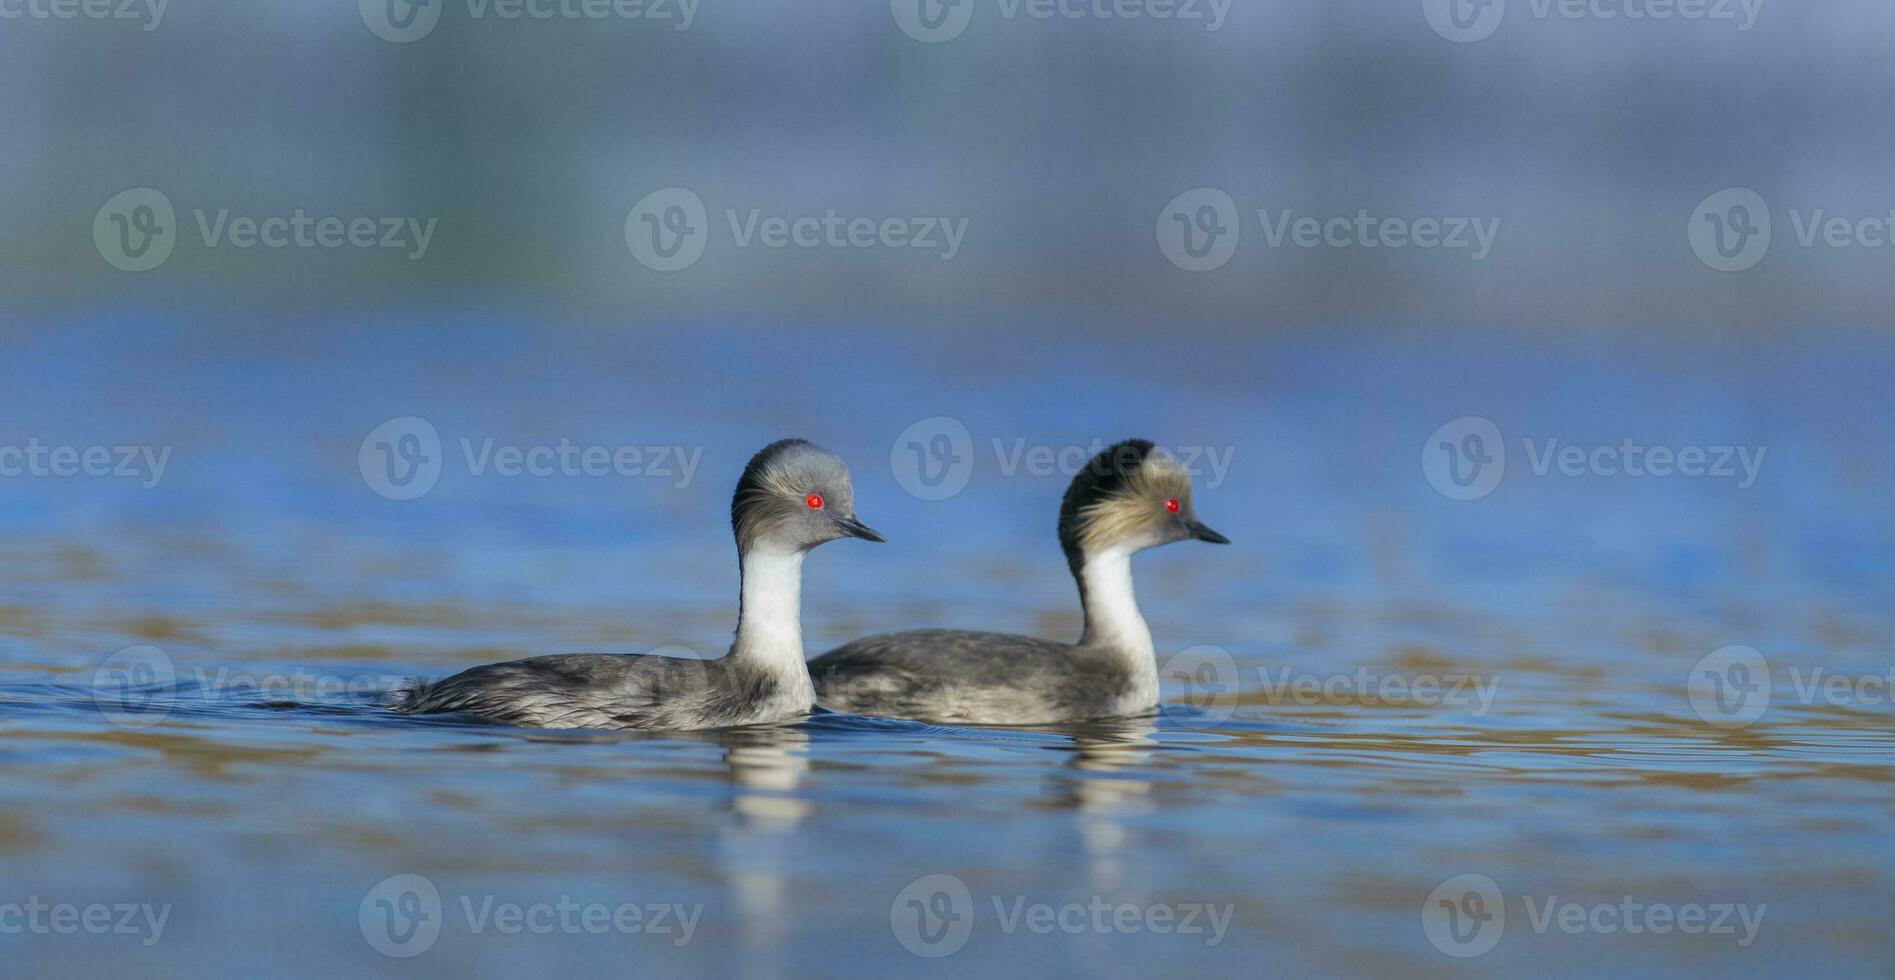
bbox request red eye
[1164,497,1181,513]
[806,493,824,510]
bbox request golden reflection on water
[1,533,1892,975]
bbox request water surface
[0,319,1890,976]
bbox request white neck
[731,547,813,691]
[1077,548,1154,663]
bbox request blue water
[0,317,1890,976]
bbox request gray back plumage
[808,437,1222,725]
[393,652,797,730]
[810,630,1146,725]
[389,437,879,732]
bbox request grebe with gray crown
[391,439,884,731]
[809,439,1226,725]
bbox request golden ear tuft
[1072,452,1193,553]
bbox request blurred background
[4,0,1895,327]
[2,1,1892,977]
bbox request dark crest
[1057,439,1156,571]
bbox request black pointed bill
[834,515,886,542]
[1187,520,1230,544]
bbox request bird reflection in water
[712,724,812,965]
[1051,718,1159,894]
